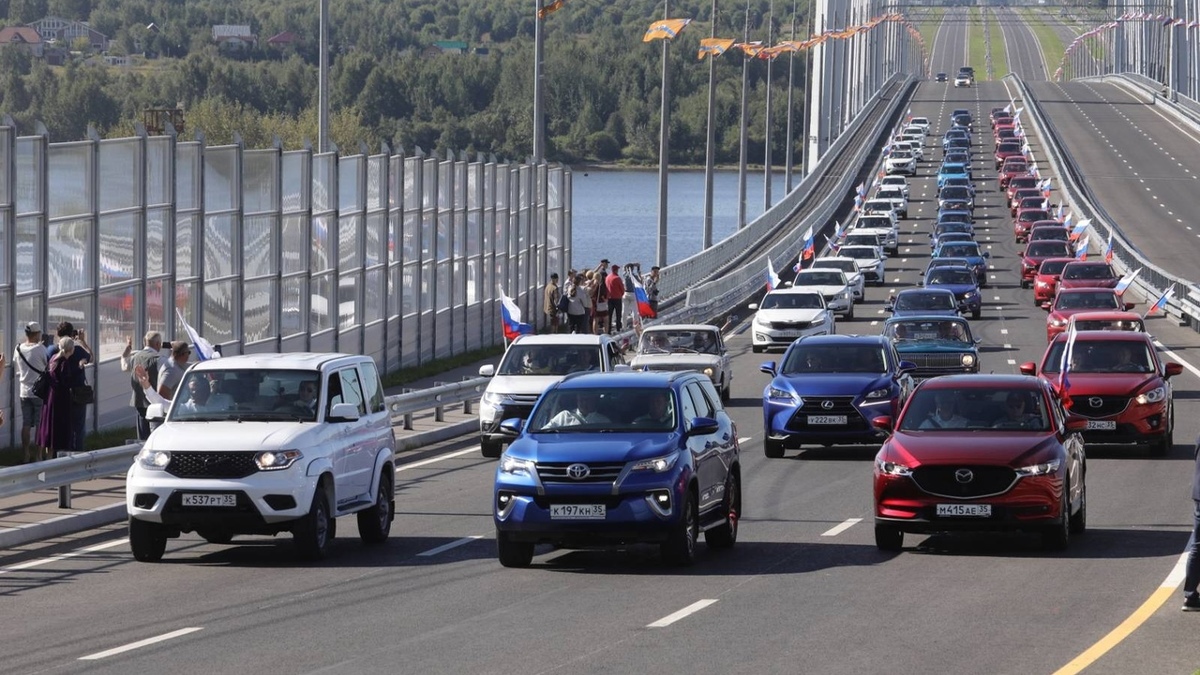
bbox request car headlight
[768,385,796,401]
[961,354,976,367]
[631,452,680,473]
[137,448,171,470]
[965,291,980,299]
[1136,386,1166,405]
[1015,458,1061,477]
[1049,316,1067,327]
[1035,279,1049,288]
[702,367,715,377]
[864,387,891,399]
[255,449,303,471]
[499,454,535,477]
[481,391,506,407]
[876,458,912,476]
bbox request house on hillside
[0,26,44,57]
[266,31,301,48]
[422,40,468,57]
[213,25,257,50]
[28,16,107,51]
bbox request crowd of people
[542,259,659,335]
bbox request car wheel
[293,483,333,561]
[129,517,168,563]
[874,524,903,552]
[661,489,698,566]
[846,303,855,320]
[196,529,234,545]
[1041,484,1071,551]
[480,438,503,459]
[721,379,731,403]
[496,530,535,568]
[971,308,981,320]
[764,438,785,459]
[704,475,740,550]
[1069,480,1087,535]
[1033,294,1041,307]
[357,472,394,544]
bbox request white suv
[884,149,917,176]
[126,353,397,562]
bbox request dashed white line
[821,518,863,537]
[648,599,719,628]
[80,627,205,661]
[417,535,484,557]
[1007,359,1017,365]
[396,447,480,472]
[0,538,127,575]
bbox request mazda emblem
[1089,397,1103,409]
[566,463,590,480]
[821,400,835,410]
[954,469,974,484]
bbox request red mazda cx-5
[1020,240,1072,288]
[1033,257,1076,307]
[1045,288,1133,341]
[872,375,1087,551]
[1057,261,1119,291]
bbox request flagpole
[763,0,774,211]
[784,0,797,193]
[656,0,672,267]
[703,0,719,250]
[533,0,546,163]
[737,0,750,229]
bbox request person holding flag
[1146,285,1175,317]
[498,286,534,341]
[629,272,656,319]
[175,309,220,361]
[1114,268,1142,296]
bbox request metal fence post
[57,451,72,508]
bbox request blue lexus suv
[493,371,741,567]
[760,335,915,458]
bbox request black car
[936,72,948,82]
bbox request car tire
[1041,484,1071,551]
[704,475,740,550]
[357,472,394,545]
[1033,294,1041,307]
[196,529,234,545]
[293,483,334,561]
[1069,480,1087,535]
[661,489,698,566]
[496,530,535,568]
[480,438,503,459]
[846,303,854,320]
[721,379,731,403]
[1020,279,1029,289]
[764,438,785,459]
[129,517,168,563]
[874,524,903,552]
[971,308,981,320]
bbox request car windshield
[941,163,966,172]
[167,369,328,422]
[841,247,877,260]
[1003,160,1028,172]
[863,201,892,211]
[859,217,892,228]
[938,213,972,224]
[1042,340,1154,373]
[935,223,971,235]
[935,234,972,246]
[1030,229,1068,241]
[1039,260,1069,275]
[891,150,913,159]
[782,345,886,374]
[639,329,719,355]
[877,189,904,200]
[528,387,676,433]
[927,268,976,285]
[896,292,955,311]
[498,344,603,375]
[797,272,846,286]
[760,292,824,310]
[1027,241,1067,256]
[898,388,1051,432]
[941,187,970,200]
[997,143,1021,153]
[1020,197,1045,208]
[1019,210,1051,223]
[1063,264,1115,280]
[941,244,979,257]
[813,260,858,274]
[1010,178,1038,190]
[886,319,971,343]
[1055,292,1121,310]
[845,235,880,247]
[1071,318,1144,332]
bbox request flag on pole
[824,234,842,254]
[1114,268,1141,296]
[630,273,657,318]
[800,226,815,261]
[1055,202,1065,221]
[697,37,736,59]
[1145,285,1175,317]
[1075,235,1089,260]
[766,258,781,292]
[1063,211,1074,229]
[499,286,534,341]
[175,308,220,360]
[643,18,692,41]
[1021,141,1031,158]
[1059,321,1078,409]
[537,0,566,19]
[1104,233,1114,263]
[855,182,866,198]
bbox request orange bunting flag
[537,0,565,20]
[734,40,764,57]
[697,37,736,59]
[643,18,692,42]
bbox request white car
[884,149,917,175]
[792,269,855,319]
[811,257,866,302]
[878,175,909,198]
[873,186,909,218]
[126,353,397,562]
[954,73,972,87]
[749,288,835,353]
[839,244,887,286]
[902,124,927,139]
[909,116,931,134]
[852,213,899,253]
[860,198,898,220]
[627,324,732,401]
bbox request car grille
[771,320,812,330]
[507,394,541,405]
[166,452,259,479]
[911,465,1018,499]
[785,396,869,431]
[905,354,966,369]
[1073,396,1130,418]
[536,461,626,484]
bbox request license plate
[182,493,237,507]
[808,415,847,425]
[1085,420,1116,430]
[777,333,803,339]
[550,504,606,520]
[936,503,992,517]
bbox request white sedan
[792,269,855,319]
[749,289,835,353]
[810,257,866,302]
[839,244,887,287]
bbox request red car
[994,126,1017,143]
[994,141,1024,169]
[872,375,1087,551]
[1014,209,1052,242]
[999,158,1029,188]
[1021,241,1071,288]
[1066,310,1145,332]
[1021,331,1182,455]
[1033,258,1076,307]
[1028,225,1074,253]
[1058,261,1118,290]
[1010,187,1044,216]
[1006,175,1040,202]
[1045,288,1134,341]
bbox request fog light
[496,490,516,518]
[646,489,673,517]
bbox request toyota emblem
[954,468,974,484]
[821,400,835,410]
[566,463,591,480]
[1088,397,1103,409]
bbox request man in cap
[543,272,561,334]
[13,322,47,462]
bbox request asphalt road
[2,12,1200,675]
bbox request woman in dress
[37,337,79,455]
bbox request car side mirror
[897,360,917,374]
[328,402,362,422]
[1165,362,1184,378]
[479,364,496,377]
[1018,250,1025,256]
[499,418,524,436]
[760,361,777,377]
[748,303,759,311]
[146,403,166,421]
[871,415,893,431]
[1124,302,1136,311]
[983,252,991,258]
[687,417,720,436]
[1019,362,1037,376]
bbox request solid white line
[1163,551,1189,588]
[417,535,483,557]
[821,518,862,537]
[647,599,719,628]
[0,538,127,576]
[738,436,752,444]
[79,627,204,660]
[395,447,479,472]
[1153,341,1200,380]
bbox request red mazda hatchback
[872,375,1087,552]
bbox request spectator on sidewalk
[565,273,589,334]
[13,322,47,462]
[45,322,91,453]
[120,331,168,441]
[606,264,625,333]
[543,273,561,334]
[645,266,661,316]
[158,342,192,401]
[37,337,81,458]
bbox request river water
[570,168,790,272]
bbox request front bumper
[875,473,1062,532]
[764,399,893,447]
[127,466,320,530]
[753,323,831,350]
[494,485,684,546]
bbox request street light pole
[784,0,797,193]
[703,0,719,250]
[763,0,774,210]
[318,0,329,153]
[656,0,672,267]
[737,0,750,229]
[533,0,546,163]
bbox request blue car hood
[927,282,977,295]
[505,433,679,463]
[770,372,892,397]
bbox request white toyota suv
[126,353,397,562]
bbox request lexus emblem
[821,400,835,410]
[1089,397,1103,409]
[566,463,591,480]
[954,469,974,484]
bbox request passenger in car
[919,393,969,429]
[632,392,675,427]
[544,392,611,428]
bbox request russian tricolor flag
[1059,322,1077,409]
[630,273,656,318]
[176,308,220,360]
[1114,268,1141,296]
[766,258,781,292]
[499,286,534,341]
[800,226,815,261]
[1146,285,1175,317]
[1075,235,1089,260]
[1104,233,1114,263]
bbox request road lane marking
[0,538,126,575]
[648,599,719,628]
[1052,553,1188,675]
[821,518,862,537]
[417,535,484,557]
[1153,341,1200,380]
[738,437,752,444]
[79,627,204,660]
[396,447,480,472]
